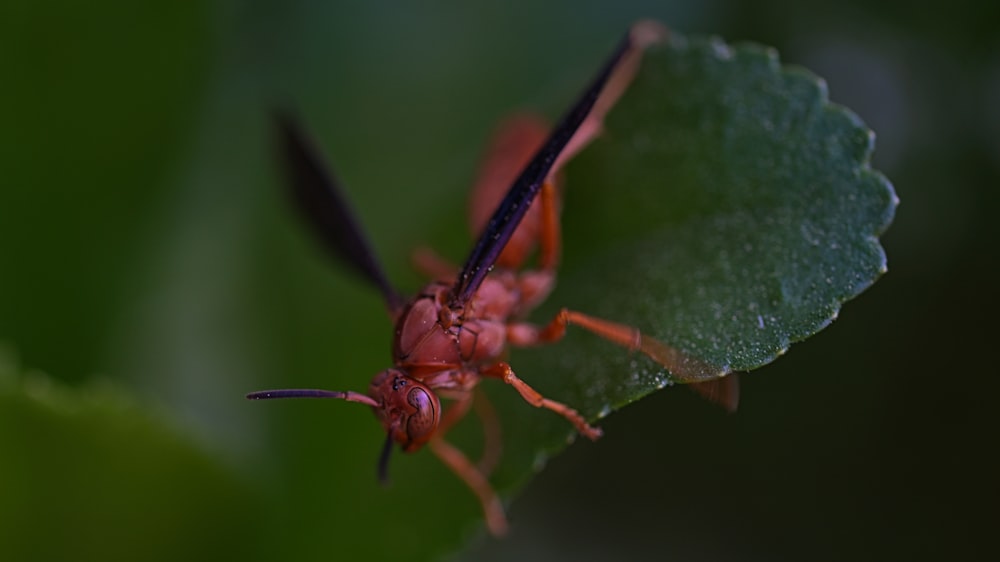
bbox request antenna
[246,389,379,407]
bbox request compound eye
[405,387,439,444]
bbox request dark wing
[448,31,634,308]
[274,111,404,313]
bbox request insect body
[249,20,736,536]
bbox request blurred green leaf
[0,358,263,562]
[0,0,211,381]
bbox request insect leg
[687,375,740,412]
[508,309,738,411]
[481,362,602,440]
[513,180,560,311]
[434,387,503,476]
[551,20,668,173]
[536,180,561,272]
[434,391,474,437]
[473,388,502,476]
[429,437,508,536]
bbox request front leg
[429,437,508,536]
[480,362,602,440]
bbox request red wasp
[249,20,736,536]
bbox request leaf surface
[489,32,896,490]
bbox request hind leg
[508,309,738,411]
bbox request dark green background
[1,1,995,560]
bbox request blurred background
[1,1,996,561]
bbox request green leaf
[0,356,264,562]
[0,0,211,382]
[483,33,896,492]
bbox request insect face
[369,369,441,452]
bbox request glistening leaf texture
[489,33,896,476]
